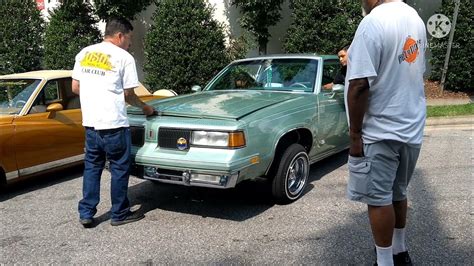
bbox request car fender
[264,124,313,176]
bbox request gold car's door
[13,78,84,176]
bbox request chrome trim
[309,145,349,164]
[143,176,236,189]
[285,151,309,199]
[18,78,46,116]
[5,171,19,181]
[143,166,238,189]
[18,154,84,176]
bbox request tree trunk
[258,38,267,55]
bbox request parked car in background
[0,70,171,186]
[128,55,349,203]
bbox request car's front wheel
[272,144,309,204]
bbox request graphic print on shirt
[80,51,114,76]
[398,36,422,64]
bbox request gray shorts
[347,140,421,206]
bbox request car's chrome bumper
[140,165,239,189]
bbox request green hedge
[429,0,474,92]
[284,0,361,54]
[144,1,228,94]
[43,0,101,70]
[94,0,153,21]
[0,0,44,74]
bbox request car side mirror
[332,84,344,93]
[46,103,63,112]
[191,85,202,92]
[46,103,63,119]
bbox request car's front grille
[158,128,192,150]
[130,126,145,146]
[157,168,183,181]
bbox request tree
[429,0,474,92]
[144,1,228,94]
[43,0,101,70]
[0,0,44,74]
[232,0,285,55]
[94,0,154,21]
[284,0,362,54]
[226,33,253,62]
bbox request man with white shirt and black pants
[345,0,426,265]
[72,17,155,227]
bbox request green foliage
[144,1,228,94]
[232,0,284,54]
[43,0,101,70]
[429,0,474,92]
[427,103,474,117]
[226,33,253,61]
[94,0,153,20]
[284,0,362,54]
[0,0,44,74]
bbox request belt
[85,127,128,134]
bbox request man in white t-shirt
[72,17,155,228]
[345,1,426,265]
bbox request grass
[427,103,474,117]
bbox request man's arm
[347,78,369,157]
[72,79,80,95]
[124,88,155,116]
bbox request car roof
[233,54,338,63]
[0,70,152,96]
[0,70,72,80]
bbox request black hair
[104,17,134,37]
[336,44,350,54]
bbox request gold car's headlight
[191,131,246,148]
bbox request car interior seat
[66,97,81,110]
[29,105,47,114]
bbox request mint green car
[128,55,349,203]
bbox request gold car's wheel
[272,144,309,204]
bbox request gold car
[0,70,169,185]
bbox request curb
[425,115,474,126]
[426,99,472,106]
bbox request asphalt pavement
[0,121,472,264]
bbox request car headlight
[191,131,246,148]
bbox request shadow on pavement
[300,168,472,265]
[127,150,349,222]
[308,150,348,183]
[0,165,84,202]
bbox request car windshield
[0,79,41,115]
[207,58,318,93]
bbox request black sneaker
[79,218,94,228]
[393,251,413,266]
[110,211,145,226]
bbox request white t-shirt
[72,42,139,130]
[345,2,427,144]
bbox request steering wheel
[14,100,26,108]
[290,82,308,89]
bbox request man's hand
[142,105,156,116]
